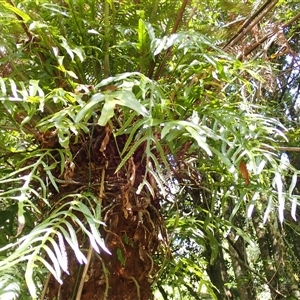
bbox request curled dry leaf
[239,160,250,186]
[100,125,111,153]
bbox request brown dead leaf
[100,125,111,153]
[239,160,250,186]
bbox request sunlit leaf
[75,93,105,123]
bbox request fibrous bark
[45,125,167,300]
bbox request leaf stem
[75,244,93,300]
[151,0,189,80]
[104,0,110,78]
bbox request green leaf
[89,223,111,255]
[120,119,147,155]
[98,98,118,126]
[66,70,78,79]
[44,169,59,192]
[47,236,68,273]
[0,78,7,96]
[206,231,218,264]
[289,173,298,221]
[112,90,148,116]
[210,148,232,168]
[185,126,212,156]
[98,90,148,126]
[75,93,105,123]
[57,226,86,264]
[117,248,125,266]
[115,136,148,173]
[137,19,147,51]
[152,36,168,56]
[274,171,284,223]
[3,3,31,22]
[42,245,62,283]
[144,21,155,41]
[25,258,36,299]
[9,79,19,99]
[64,220,88,263]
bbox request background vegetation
[0,0,300,299]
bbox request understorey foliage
[0,0,300,299]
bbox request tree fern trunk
[44,127,164,300]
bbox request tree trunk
[252,209,280,299]
[267,215,300,299]
[205,233,234,300]
[222,200,256,300]
[285,214,300,284]
[227,230,256,300]
[47,213,157,300]
[44,126,165,300]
